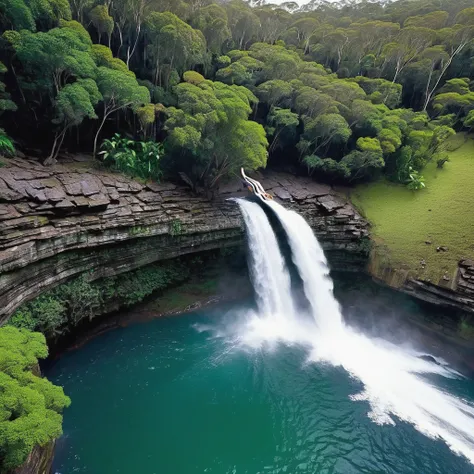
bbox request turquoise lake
[48,302,474,474]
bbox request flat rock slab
[273,187,293,201]
[318,195,346,212]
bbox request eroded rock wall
[0,157,369,322]
[368,250,474,314]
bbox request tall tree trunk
[93,107,110,158]
[422,65,435,112]
[127,23,141,67]
[422,45,466,111]
[45,128,66,165]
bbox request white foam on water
[232,198,474,464]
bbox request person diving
[241,168,273,201]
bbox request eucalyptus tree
[48,79,101,163]
[144,12,207,87]
[111,0,156,67]
[404,11,449,30]
[0,0,71,31]
[381,27,435,83]
[93,66,151,157]
[421,9,474,110]
[254,6,291,44]
[163,72,268,190]
[88,4,114,46]
[190,4,231,55]
[225,0,260,49]
[0,62,16,115]
[266,107,299,153]
[4,20,99,161]
[0,327,70,472]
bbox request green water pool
[48,302,474,474]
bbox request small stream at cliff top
[48,199,474,474]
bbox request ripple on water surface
[48,307,474,474]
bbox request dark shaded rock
[25,186,47,202]
[88,193,110,208]
[10,169,50,180]
[137,191,162,204]
[290,188,310,201]
[72,196,91,207]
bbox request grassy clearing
[350,133,474,283]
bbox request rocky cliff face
[368,250,474,315]
[8,442,55,474]
[0,156,369,322]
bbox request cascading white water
[236,199,295,320]
[266,200,343,337]
[235,197,474,464]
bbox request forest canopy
[1,0,474,189]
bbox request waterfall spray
[233,197,474,464]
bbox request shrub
[10,297,66,336]
[436,155,449,168]
[9,263,190,335]
[406,167,426,191]
[0,327,70,471]
[9,276,98,337]
[109,262,190,306]
[0,128,15,157]
[99,133,164,181]
[303,155,351,180]
[169,219,182,236]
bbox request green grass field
[351,133,474,283]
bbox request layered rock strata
[0,157,368,321]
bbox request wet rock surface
[0,158,369,321]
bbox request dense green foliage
[100,133,164,181]
[0,326,70,471]
[9,260,191,336]
[1,0,474,187]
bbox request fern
[0,129,14,157]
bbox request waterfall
[237,199,295,320]
[234,197,474,465]
[265,201,343,337]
